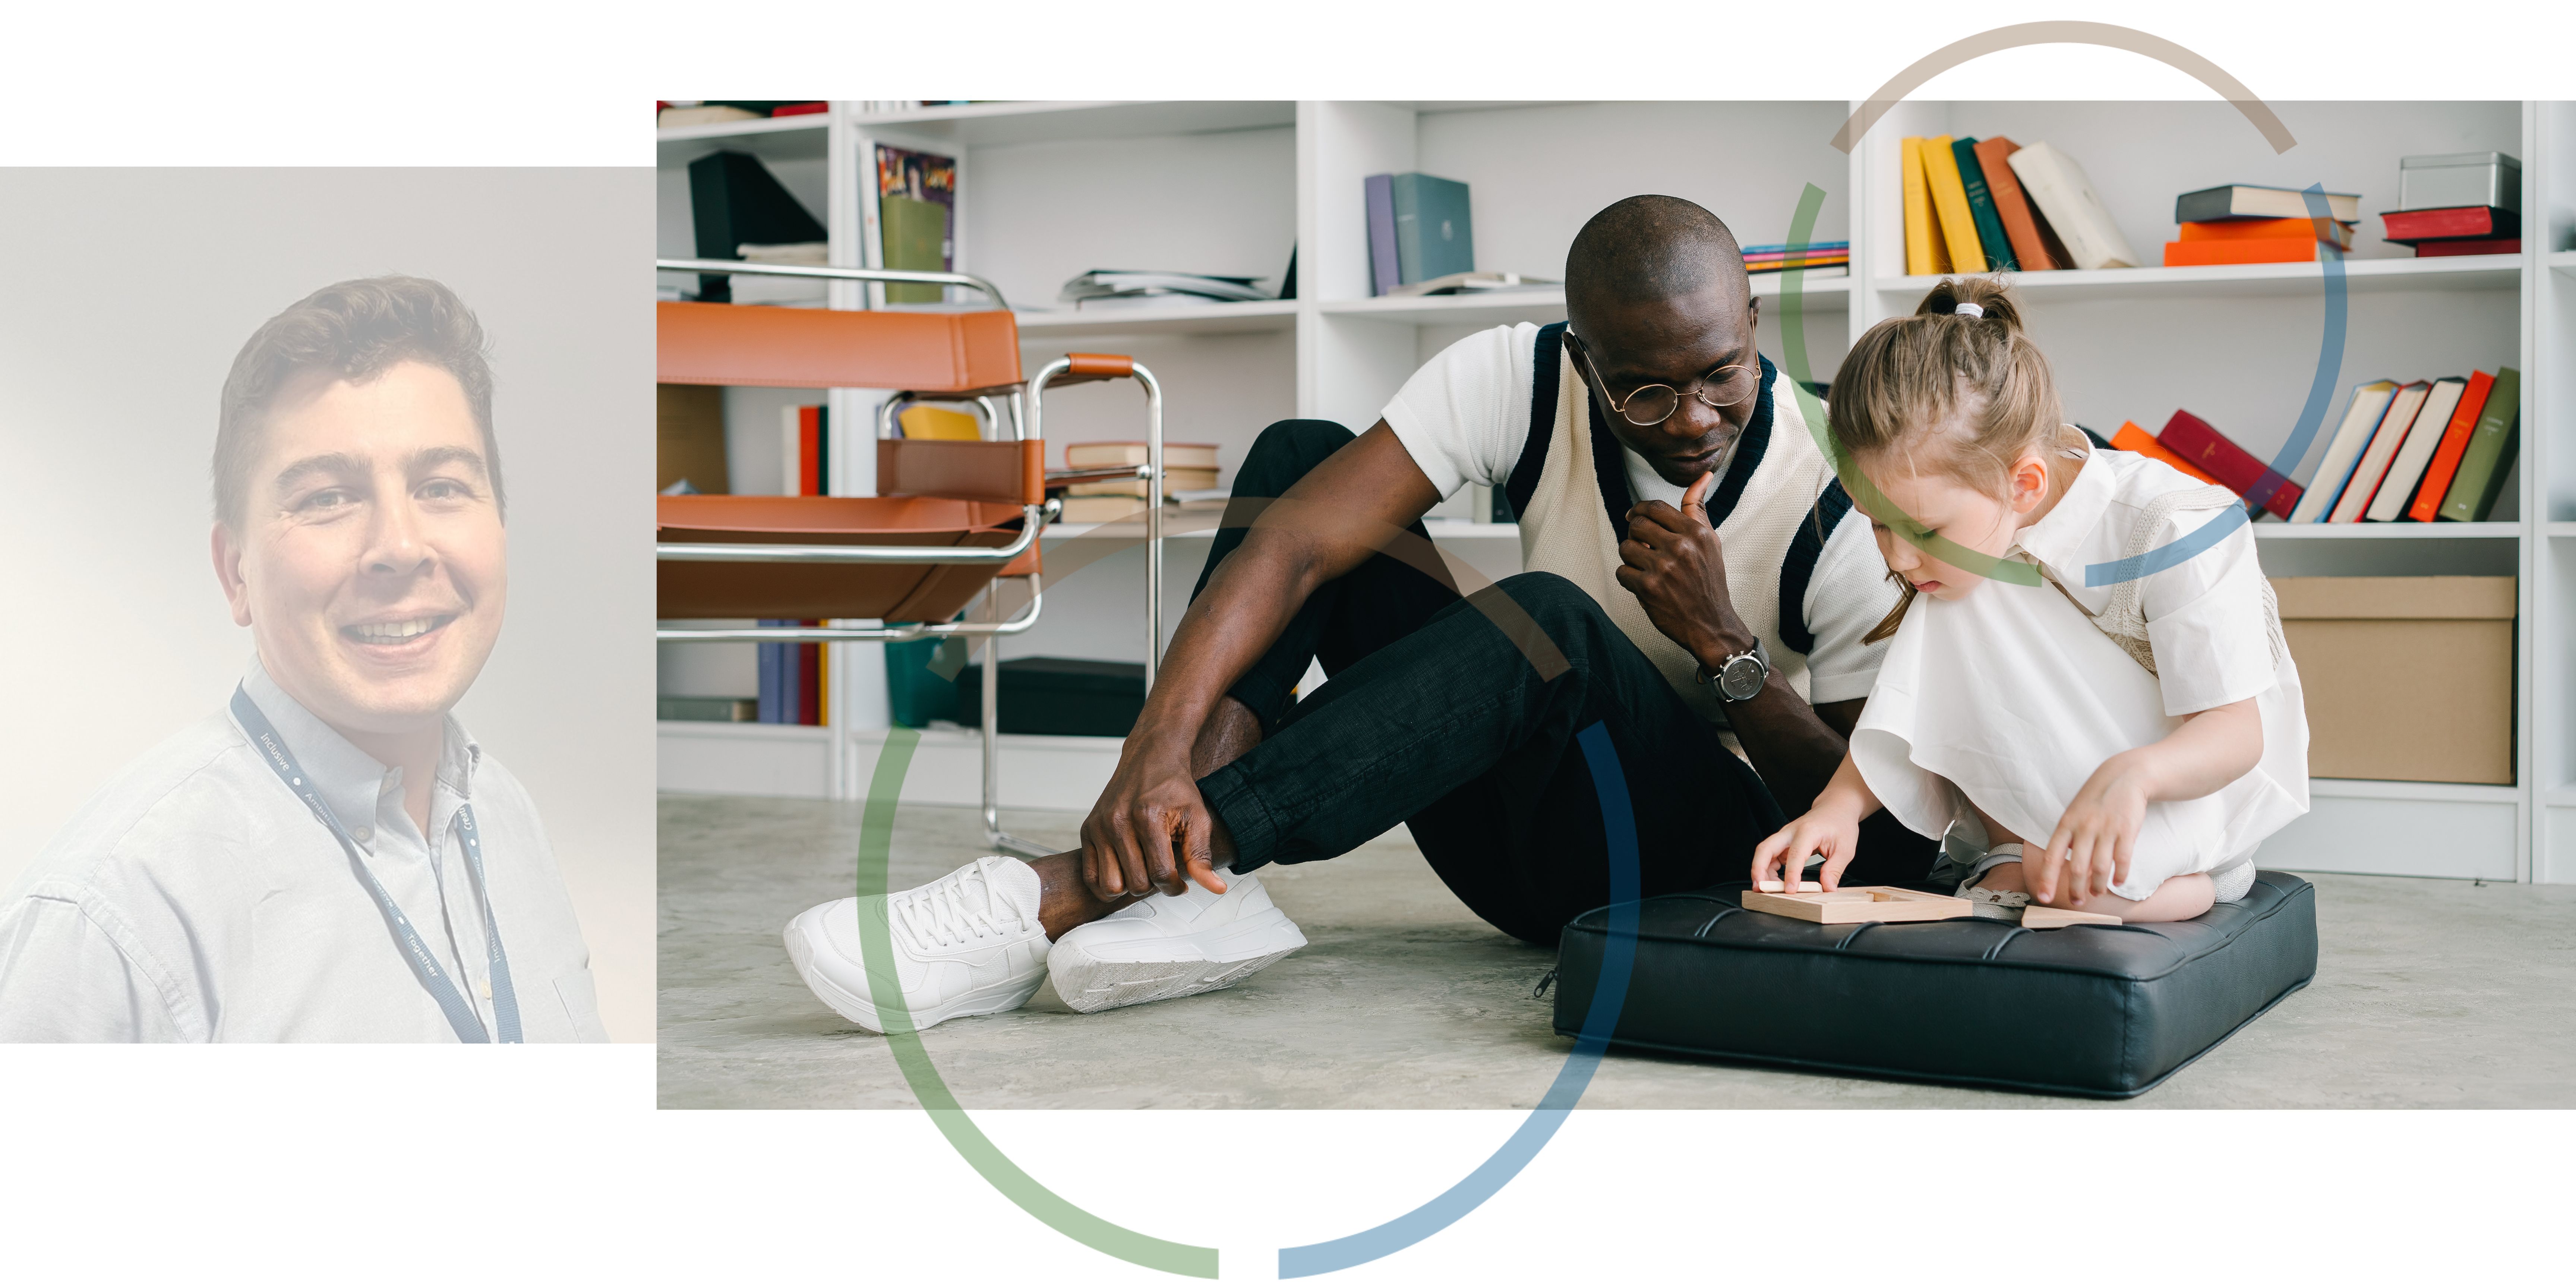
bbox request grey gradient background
[0,168,655,1040]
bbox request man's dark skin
[1023,267,1866,940]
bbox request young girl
[1753,278,2308,922]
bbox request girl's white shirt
[1852,448,2310,891]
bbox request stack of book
[2288,368,2520,523]
[658,101,827,128]
[1380,270,1555,298]
[2108,413,2301,519]
[2381,150,2523,258]
[2165,186,2360,266]
[1054,441,1222,523]
[1901,136,2136,274]
[1060,270,1271,310]
[1366,172,1475,295]
[1743,242,1847,277]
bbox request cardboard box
[2272,576,2515,784]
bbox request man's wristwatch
[1695,640,1771,703]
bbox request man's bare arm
[1081,422,1442,900]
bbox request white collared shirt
[0,659,606,1042]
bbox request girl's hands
[1752,804,1862,892]
[2033,751,2153,905]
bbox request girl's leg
[1961,806,2216,923]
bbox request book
[1066,441,1221,470]
[2415,237,2521,258]
[1919,136,1986,272]
[2365,377,2468,522]
[1060,270,1270,304]
[1381,270,1558,297]
[2437,366,2519,523]
[1365,174,1399,296]
[2177,217,2353,249]
[2379,206,2519,244]
[782,405,827,496]
[757,629,788,724]
[1950,138,2018,271]
[1741,242,1849,258]
[2109,421,2220,486]
[874,144,958,304]
[2408,370,2495,522]
[1900,138,1951,277]
[1973,136,2064,271]
[1065,468,1222,499]
[2162,238,2331,267]
[660,104,761,128]
[1057,495,1158,524]
[1747,265,1848,279]
[657,696,758,722]
[2157,409,2304,519]
[2174,185,2362,224]
[1391,173,1474,284]
[898,405,981,440]
[2289,380,2399,523]
[2006,142,2141,270]
[685,151,828,304]
[2328,381,2431,523]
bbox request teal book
[1391,173,1474,284]
[1950,138,2019,272]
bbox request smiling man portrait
[0,276,606,1042]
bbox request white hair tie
[1954,301,1984,318]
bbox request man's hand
[2032,751,2152,905]
[1613,471,1752,667]
[1079,739,1228,903]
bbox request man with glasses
[785,195,1917,1031]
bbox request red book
[2408,370,2495,522]
[2109,421,2220,485]
[771,102,829,117]
[2415,237,2520,258]
[2379,206,2517,244]
[799,405,824,496]
[1973,136,2063,271]
[2157,409,2303,519]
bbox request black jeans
[1191,420,1929,947]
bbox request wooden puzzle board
[1739,886,1972,924]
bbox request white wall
[0,168,656,1042]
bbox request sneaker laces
[890,857,1032,948]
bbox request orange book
[1972,136,2062,271]
[2178,217,2353,248]
[2109,420,2222,486]
[2162,239,2324,267]
[2408,369,2495,522]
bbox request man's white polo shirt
[0,659,607,1042]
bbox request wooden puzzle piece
[1739,886,1972,924]
[2021,906,2122,929]
[1752,880,1824,893]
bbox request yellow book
[1901,138,1950,277]
[899,405,982,440]
[1920,135,1987,274]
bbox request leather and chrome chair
[654,258,1166,857]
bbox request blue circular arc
[1276,721,1642,1278]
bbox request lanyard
[231,686,522,1044]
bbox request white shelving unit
[657,99,2574,887]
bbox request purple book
[1365,174,1399,296]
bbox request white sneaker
[784,855,1051,1033]
[1046,869,1307,1014]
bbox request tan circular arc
[1830,21,2295,155]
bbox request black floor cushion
[1552,871,2317,1098]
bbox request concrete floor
[658,793,2576,1109]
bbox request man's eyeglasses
[1566,333,1759,427]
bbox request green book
[2437,365,2519,522]
[1950,138,2018,272]
[881,195,950,304]
[1390,172,1474,284]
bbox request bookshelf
[658,98,2575,886]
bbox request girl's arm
[1751,752,1883,891]
[2031,697,2263,904]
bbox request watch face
[1719,656,1764,701]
